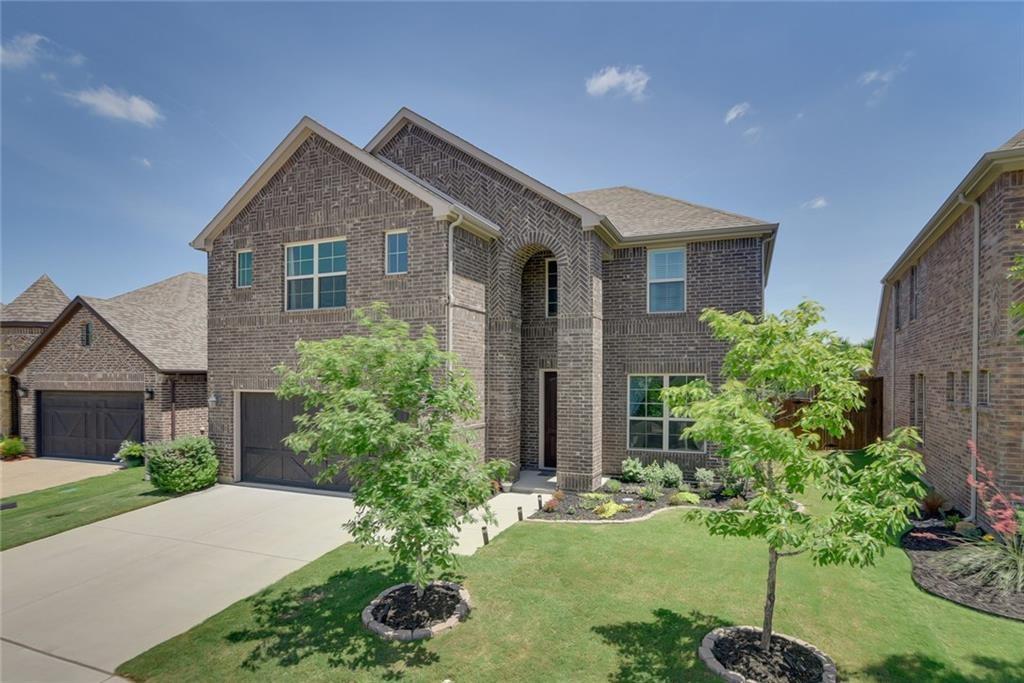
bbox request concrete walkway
[0,458,120,498]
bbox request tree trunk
[762,547,779,653]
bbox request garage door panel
[240,393,349,492]
[40,391,144,461]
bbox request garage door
[240,393,350,491]
[40,391,144,460]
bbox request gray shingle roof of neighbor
[84,272,207,372]
[567,186,774,239]
[997,129,1024,151]
[1,275,71,324]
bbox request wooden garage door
[240,393,350,491]
[40,391,144,460]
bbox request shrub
[1,436,26,459]
[727,496,748,511]
[641,462,664,488]
[115,440,146,467]
[944,513,962,529]
[605,478,622,493]
[484,458,514,485]
[594,501,628,519]
[621,457,644,483]
[552,489,567,501]
[955,520,980,538]
[921,489,947,518]
[669,491,700,506]
[694,467,716,497]
[580,492,610,510]
[542,498,559,513]
[661,461,684,489]
[147,436,218,494]
[639,485,660,501]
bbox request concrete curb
[697,626,838,683]
[362,581,471,642]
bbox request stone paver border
[361,581,471,642]
[698,626,837,683]
[525,499,806,525]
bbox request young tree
[663,301,925,653]
[275,304,494,589]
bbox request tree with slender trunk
[663,301,925,653]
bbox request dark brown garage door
[240,393,350,491]
[40,391,144,460]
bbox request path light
[517,506,523,521]
[536,494,542,510]
[482,527,489,546]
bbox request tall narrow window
[285,239,347,311]
[627,374,704,452]
[386,231,408,275]
[894,279,902,330]
[81,322,92,347]
[648,247,686,313]
[959,370,971,406]
[911,373,926,441]
[946,372,955,406]
[909,265,919,321]
[909,374,916,426]
[545,258,558,317]
[978,369,991,407]
[236,250,253,288]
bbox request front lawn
[119,502,1024,682]
[0,466,175,550]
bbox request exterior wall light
[207,392,219,408]
[145,388,155,401]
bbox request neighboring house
[192,108,777,492]
[1,275,71,436]
[873,130,1024,521]
[9,273,208,460]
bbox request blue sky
[2,2,1021,341]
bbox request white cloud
[857,52,913,106]
[1,33,46,68]
[801,196,829,210]
[585,66,650,101]
[134,156,153,169]
[742,126,762,140]
[65,86,163,127]
[724,102,750,125]
[41,71,57,82]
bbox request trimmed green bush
[115,440,146,467]
[641,462,664,489]
[620,457,644,483]
[660,461,683,488]
[604,478,622,494]
[147,436,218,494]
[668,491,700,506]
[1,436,26,459]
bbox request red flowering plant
[948,440,1024,595]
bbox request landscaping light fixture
[207,392,218,408]
[145,388,155,401]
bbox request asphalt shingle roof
[567,186,773,239]
[1,275,70,324]
[84,272,207,372]
[997,129,1024,151]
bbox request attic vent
[81,322,93,347]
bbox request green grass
[0,467,175,550]
[118,492,1024,682]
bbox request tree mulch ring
[700,627,836,683]
[528,485,746,522]
[901,525,1024,622]
[362,581,471,641]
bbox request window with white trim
[545,258,558,317]
[647,247,686,313]
[385,231,408,275]
[627,374,704,452]
[236,250,253,288]
[285,239,347,311]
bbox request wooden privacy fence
[776,377,884,450]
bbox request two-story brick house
[873,130,1024,521]
[192,109,777,491]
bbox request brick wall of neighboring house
[158,372,209,440]
[206,133,448,480]
[451,226,490,451]
[601,238,765,477]
[876,170,1024,517]
[14,306,208,455]
[1,325,45,435]
[381,123,605,490]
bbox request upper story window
[648,247,686,313]
[978,369,991,407]
[909,373,925,440]
[959,370,970,406]
[546,258,558,317]
[285,239,347,311]
[946,371,955,406]
[385,231,408,275]
[894,279,902,330]
[909,265,919,321]
[236,250,253,288]
[627,374,704,453]
[81,322,92,347]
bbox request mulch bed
[902,525,1024,622]
[711,629,825,683]
[529,485,742,522]
[370,583,461,631]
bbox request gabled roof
[9,273,207,374]
[191,116,499,252]
[568,186,777,240]
[1,275,70,326]
[366,107,609,230]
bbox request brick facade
[1,325,45,435]
[875,169,1024,517]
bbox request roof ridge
[569,185,772,227]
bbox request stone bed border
[361,581,471,642]
[698,626,838,683]
[525,500,806,525]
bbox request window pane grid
[285,239,347,311]
[236,251,253,288]
[648,248,685,313]
[627,374,704,453]
[546,259,558,317]
[386,232,408,274]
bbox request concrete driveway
[0,484,353,682]
[1,458,120,498]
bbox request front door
[542,371,557,470]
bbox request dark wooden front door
[240,393,350,491]
[542,371,557,469]
[39,391,144,460]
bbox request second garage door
[240,393,350,491]
[40,391,144,460]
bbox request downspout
[957,193,980,521]
[447,211,466,362]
